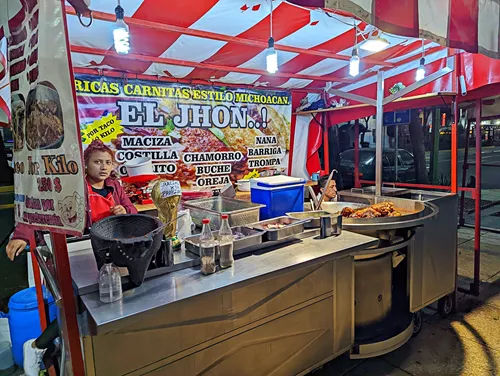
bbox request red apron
[88,183,116,224]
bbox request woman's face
[86,151,113,182]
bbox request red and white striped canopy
[2,0,500,124]
[294,0,500,60]
[66,0,460,92]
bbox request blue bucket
[7,287,57,366]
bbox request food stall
[1,0,500,375]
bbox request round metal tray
[320,198,439,232]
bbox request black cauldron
[90,214,164,286]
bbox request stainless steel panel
[408,192,458,310]
[333,255,355,355]
[77,232,378,335]
[354,253,392,327]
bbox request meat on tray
[341,202,402,219]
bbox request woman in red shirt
[5,140,137,376]
[7,140,137,259]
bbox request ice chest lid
[8,286,54,310]
[251,176,306,187]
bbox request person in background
[318,173,338,202]
[5,139,137,376]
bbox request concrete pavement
[311,228,500,376]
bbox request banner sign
[6,0,85,235]
[75,75,292,190]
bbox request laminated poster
[6,0,85,235]
[76,75,292,193]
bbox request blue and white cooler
[250,176,306,220]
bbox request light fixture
[266,0,278,74]
[349,49,360,77]
[416,57,425,81]
[415,39,425,81]
[360,34,390,52]
[113,1,130,54]
[349,24,360,77]
[266,37,278,74]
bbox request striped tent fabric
[66,0,456,92]
[294,0,500,59]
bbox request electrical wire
[270,0,273,37]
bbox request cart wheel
[438,294,454,318]
[412,311,423,338]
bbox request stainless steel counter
[73,231,378,335]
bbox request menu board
[76,75,292,190]
[6,0,85,235]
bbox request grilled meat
[341,202,401,219]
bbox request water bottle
[218,214,234,268]
[99,251,123,303]
[200,219,217,275]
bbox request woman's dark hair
[83,140,114,166]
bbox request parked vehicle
[339,148,416,188]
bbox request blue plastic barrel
[7,287,57,366]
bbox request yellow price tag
[243,170,260,179]
[81,113,123,145]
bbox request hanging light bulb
[265,0,278,74]
[360,35,390,52]
[266,37,278,74]
[113,2,130,54]
[349,47,360,77]
[416,57,425,81]
[415,39,426,82]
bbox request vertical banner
[76,75,292,191]
[6,0,85,235]
[0,31,10,126]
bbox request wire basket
[183,197,264,230]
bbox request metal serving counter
[66,191,457,375]
[73,231,378,376]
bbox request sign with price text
[5,0,85,235]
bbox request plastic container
[98,252,123,303]
[0,341,14,373]
[124,157,154,176]
[250,176,306,220]
[218,215,234,268]
[200,219,217,275]
[8,286,57,366]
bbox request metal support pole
[451,98,459,193]
[375,71,384,196]
[51,233,85,376]
[322,112,330,173]
[430,108,440,184]
[354,119,360,188]
[472,99,482,295]
[459,118,471,226]
[395,125,399,181]
[30,231,48,331]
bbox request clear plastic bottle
[218,214,234,268]
[99,252,123,303]
[200,218,217,275]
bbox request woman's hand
[110,205,127,215]
[6,239,28,261]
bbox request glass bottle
[199,218,217,275]
[99,252,123,303]
[218,214,234,268]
